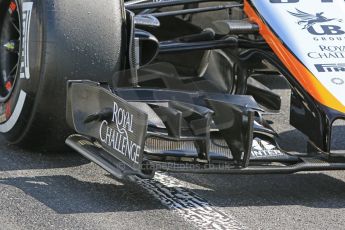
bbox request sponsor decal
[288,9,344,35]
[331,77,344,85]
[20,2,33,79]
[312,36,345,41]
[251,138,286,158]
[251,149,285,158]
[308,45,345,59]
[315,63,345,72]
[251,0,345,109]
[99,102,141,165]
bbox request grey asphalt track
[1,79,345,230]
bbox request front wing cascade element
[66,81,345,179]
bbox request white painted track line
[132,173,247,230]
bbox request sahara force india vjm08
[2,0,345,179]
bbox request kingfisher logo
[315,63,345,72]
[288,9,344,35]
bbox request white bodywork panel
[251,0,345,106]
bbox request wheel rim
[0,0,21,102]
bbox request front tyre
[0,0,124,151]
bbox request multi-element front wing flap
[65,80,345,179]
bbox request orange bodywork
[243,0,345,113]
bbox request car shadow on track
[0,139,89,171]
[0,139,163,214]
[0,175,161,214]
[171,172,345,209]
[1,172,345,214]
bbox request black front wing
[65,80,345,179]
